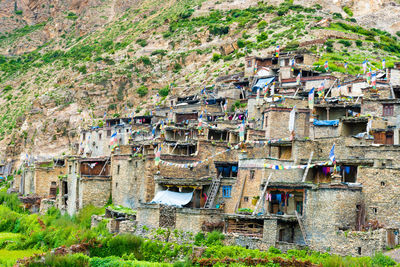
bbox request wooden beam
[234,174,247,213]
[252,173,272,216]
[301,151,314,182]
[295,210,307,245]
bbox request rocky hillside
[1,0,400,164]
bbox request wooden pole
[252,173,272,216]
[301,151,314,182]
[234,174,247,213]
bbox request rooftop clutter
[11,50,400,257]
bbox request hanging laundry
[345,166,351,174]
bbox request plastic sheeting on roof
[313,119,339,126]
[252,77,275,91]
[150,190,193,207]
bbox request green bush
[211,53,221,62]
[204,231,224,246]
[136,39,147,47]
[139,56,151,65]
[136,85,148,97]
[343,6,353,17]
[3,85,13,93]
[15,10,23,15]
[371,252,396,266]
[355,40,363,47]
[256,32,268,42]
[237,39,245,48]
[338,39,352,47]
[257,20,267,30]
[209,25,229,36]
[159,86,169,97]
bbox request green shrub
[194,232,205,246]
[204,231,224,246]
[139,56,151,65]
[237,39,245,48]
[159,86,169,97]
[66,12,78,20]
[15,10,23,15]
[343,6,353,17]
[256,32,268,42]
[209,25,229,36]
[371,252,396,266]
[211,53,221,62]
[136,39,147,47]
[3,85,13,93]
[136,85,148,97]
[257,20,267,30]
[355,40,363,47]
[338,39,352,47]
[332,13,343,19]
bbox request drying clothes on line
[345,166,351,174]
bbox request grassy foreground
[0,191,397,266]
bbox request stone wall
[303,187,363,254]
[34,165,66,197]
[111,155,150,209]
[358,166,400,228]
[79,177,111,208]
[264,108,310,139]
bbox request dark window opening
[250,170,255,180]
[107,130,111,137]
[244,196,249,202]
[215,163,238,178]
[357,247,362,255]
[372,207,378,214]
[381,181,386,186]
[117,165,120,175]
[208,129,228,141]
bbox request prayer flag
[296,73,301,85]
[288,106,296,132]
[382,59,386,69]
[324,61,329,71]
[329,144,336,163]
[275,45,280,58]
[308,88,315,110]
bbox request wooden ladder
[295,210,307,245]
[204,175,221,209]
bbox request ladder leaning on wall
[204,175,221,209]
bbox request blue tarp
[313,119,339,126]
[252,77,275,92]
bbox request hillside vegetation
[1,0,400,162]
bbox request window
[244,196,249,202]
[126,129,129,133]
[348,85,352,93]
[383,104,394,116]
[69,165,72,174]
[98,133,102,140]
[107,130,111,137]
[222,186,232,198]
[250,170,255,180]
[117,165,120,175]
[372,207,378,214]
[118,129,121,133]
[381,181,386,186]
[247,60,252,67]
